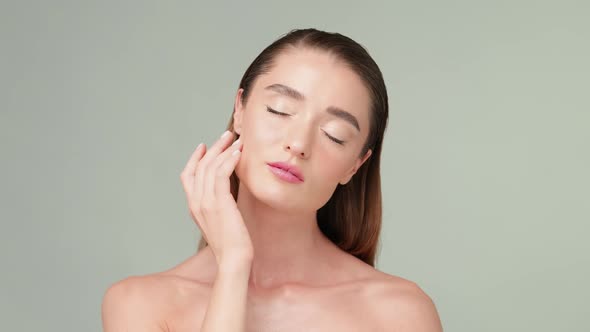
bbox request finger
[194,147,207,215]
[182,143,206,176]
[200,131,237,203]
[204,138,242,206]
[196,131,235,203]
[180,143,206,195]
[198,130,237,170]
[196,137,241,251]
[195,131,231,196]
[214,140,242,198]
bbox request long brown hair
[197,28,389,267]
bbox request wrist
[218,255,252,274]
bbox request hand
[180,130,253,266]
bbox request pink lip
[267,161,304,183]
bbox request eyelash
[266,106,345,145]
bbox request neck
[233,182,335,290]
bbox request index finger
[181,143,206,177]
[199,130,237,166]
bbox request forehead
[253,48,372,132]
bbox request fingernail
[221,130,231,138]
[232,138,241,146]
[197,143,203,150]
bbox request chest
[245,293,369,332]
[165,289,379,332]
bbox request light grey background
[1,0,588,331]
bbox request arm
[180,131,253,330]
[200,258,252,332]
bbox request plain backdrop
[1,0,588,331]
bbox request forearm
[200,259,252,332]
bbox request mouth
[266,161,304,183]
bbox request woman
[102,28,443,332]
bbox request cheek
[232,129,269,187]
[236,118,278,171]
[315,151,352,182]
[301,154,350,206]
[305,157,353,210]
[257,118,284,143]
[243,111,283,144]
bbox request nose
[285,142,308,159]
[284,127,311,159]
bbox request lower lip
[267,165,304,183]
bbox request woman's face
[232,47,372,212]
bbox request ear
[339,148,372,185]
[232,88,245,135]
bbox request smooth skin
[181,130,252,332]
[102,48,443,332]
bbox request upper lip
[267,161,304,181]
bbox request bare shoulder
[361,270,444,332]
[102,271,209,332]
[101,274,172,331]
[101,251,214,332]
[319,250,443,331]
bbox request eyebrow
[264,83,361,132]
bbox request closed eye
[323,131,345,145]
[266,106,345,145]
[266,106,289,116]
